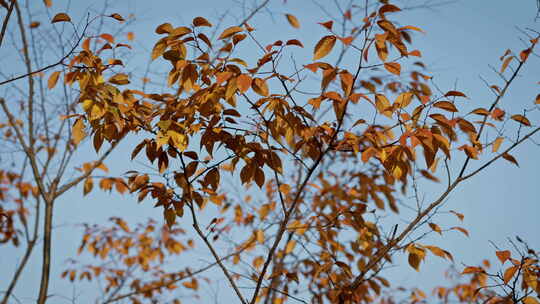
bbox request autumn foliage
[1,0,540,303]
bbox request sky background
[1,0,539,303]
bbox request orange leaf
[500,56,514,73]
[43,0,52,7]
[51,13,71,23]
[451,226,469,237]
[218,26,243,39]
[237,74,252,93]
[285,13,300,28]
[126,32,134,41]
[492,137,503,153]
[47,71,61,89]
[503,265,518,283]
[511,114,531,126]
[313,35,336,60]
[449,210,464,221]
[252,78,269,97]
[495,250,511,264]
[462,266,483,274]
[384,62,401,75]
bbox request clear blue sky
[1,0,539,303]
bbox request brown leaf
[502,153,519,167]
[193,16,212,27]
[313,35,336,60]
[384,62,401,75]
[285,14,300,28]
[286,39,303,47]
[252,78,269,97]
[51,13,71,23]
[433,101,458,112]
[218,26,243,40]
[462,266,483,274]
[109,13,125,22]
[444,90,467,98]
[429,223,442,235]
[43,0,52,7]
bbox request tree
[1,0,539,303]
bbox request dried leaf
[502,153,519,167]
[492,137,503,153]
[495,250,511,264]
[503,265,518,283]
[109,13,125,22]
[47,71,61,89]
[384,62,401,75]
[218,26,243,40]
[313,35,336,60]
[193,16,212,27]
[511,114,531,126]
[51,13,71,23]
[285,14,300,28]
[462,266,483,274]
[72,118,86,145]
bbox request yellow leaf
[47,71,61,89]
[523,297,540,304]
[313,35,336,60]
[72,118,86,145]
[394,92,413,108]
[218,26,243,40]
[285,240,296,254]
[500,56,514,73]
[492,137,504,153]
[384,62,401,75]
[285,14,300,28]
[51,13,71,23]
[256,230,265,244]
